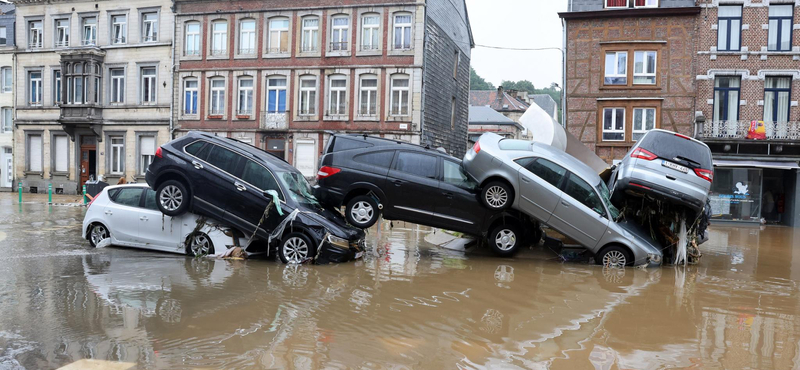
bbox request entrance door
[79,135,97,190]
[0,147,11,188]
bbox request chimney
[506,89,518,99]
[495,86,504,107]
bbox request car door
[227,158,284,240]
[548,173,610,249]
[191,143,244,221]
[516,157,567,223]
[432,159,485,233]
[104,187,146,247]
[384,151,439,224]
[139,188,184,252]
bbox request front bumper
[316,238,366,264]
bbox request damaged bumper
[316,235,366,264]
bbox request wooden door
[80,146,92,186]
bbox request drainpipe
[561,18,567,128]
[419,5,428,147]
[168,0,177,139]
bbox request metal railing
[238,48,255,55]
[261,111,289,130]
[82,38,96,46]
[55,40,69,47]
[209,108,225,116]
[211,48,227,56]
[185,49,200,56]
[29,40,43,48]
[266,47,289,54]
[360,44,380,51]
[701,120,800,141]
[143,35,158,42]
[113,37,127,44]
[330,42,348,51]
[300,45,318,52]
[236,109,253,116]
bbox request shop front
[710,165,797,225]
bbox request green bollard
[83,185,87,204]
[48,184,53,204]
[18,182,22,203]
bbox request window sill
[323,115,348,121]
[296,52,322,58]
[234,54,258,60]
[180,114,199,120]
[326,51,351,57]
[51,171,69,177]
[295,116,319,122]
[207,54,230,60]
[181,55,202,61]
[23,171,43,176]
[356,50,382,57]
[235,115,254,120]
[354,115,379,122]
[386,116,411,122]
[263,53,291,59]
[207,115,225,120]
[599,85,661,90]
[387,49,414,56]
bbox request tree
[501,80,535,94]
[470,67,495,90]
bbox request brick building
[0,4,14,191]
[694,0,800,226]
[172,0,473,178]
[560,0,700,163]
[12,0,174,194]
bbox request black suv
[145,131,365,264]
[315,134,540,256]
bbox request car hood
[614,220,662,255]
[295,204,365,241]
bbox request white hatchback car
[82,184,237,256]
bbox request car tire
[156,180,190,217]
[481,181,512,210]
[186,232,215,257]
[278,232,316,264]
[345,195,380,229]
[88,223,109,248]
[488,223,523,257]
[595,245,632,268]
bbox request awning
[713,159,800,170]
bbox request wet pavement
[2,193,800,369]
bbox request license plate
[662,160,689,174]
[355,252,364,259]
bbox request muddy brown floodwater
[2,194,800,369]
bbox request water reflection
[2,200,800,369]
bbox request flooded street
[2,194,800,369]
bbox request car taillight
[694,168,713,183]
[631,148,657,161]
[155,147,163,158]
[472,141,481,154]
[674,133,692,140]
[317,166,341,180]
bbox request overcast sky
[465,0,568,90]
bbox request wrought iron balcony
[261,111,288,130]
[700,120,800,141]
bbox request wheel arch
[596,243,635,265]
[154,170,193,194]
[342,183,387,207]
[480,176,516,200]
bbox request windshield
[277,171,320,208]
[596,181,620,220]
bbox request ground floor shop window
[709,167,762,222]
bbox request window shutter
[55,136,68,172]
[141,136,155,156]
[29,135,42,172]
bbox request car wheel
[596,245,631,268]
[481,181,512,210]
[186,233,214,257]
[279,232,315,264]
[157,180,190,216]
[488,223,523,257]
[345,195,380,228]
[88,223,109,248]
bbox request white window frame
[328,75,347,116]
[238,18,256,55]
[301,17,320,52]
[53,134,69,173]
[299,76,317,116]
[141,12,158,43]
[110,136,124,175]
[210,78,226,116]
[237,77,254,116]
[29,71,43,106]
[266,77,287,113]
[602,108,626,142]
[82,16,97,46]
[0,27,6,45]
[604,51,627,85]
[29,20,43,48]
[358,74,378,116]
[331,15,349,51]
[361,14,380,51]
[634,0,658,8]
[390,74,410,116]
[632,108,656,141]
[605,0,628,9]
[267,17,290,54]
[139,135,156,176]
[1,67,11,93]
[184,78,198,115]
[140,67,156,103]
[55,18,70,47]
[393,13,412,50]
[211,20,228,56]
[185,21,201,56]
[111,14,127,44]
[633,51,656,85]
[0,107,11,134]
[110,68,125,104]
[28,134,43,172]
[53,70,62,104]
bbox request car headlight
[648,253,662,263]
[327,235,350,249]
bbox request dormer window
[634,0,657,8]
[606,0,658,8]
[606,0,627,8]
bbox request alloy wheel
[602,250,627,268]
[350,201,374,224]
[282,236,310,263]
[160,185,183,212]
[485,186,508,208]
[190,234,211,256]
[494,229,516,251]
[90,225,108,246]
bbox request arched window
[298,75,317,115]
[392,13,412,50]
[238,19,256,55]
[328,74,347,115]
[360,13,380,51]
[331,15,349,51]
[211,20,227,55]
[185,21,201,56]
[267,17,289,53]
[390,74,410,116]
[183,78,198,114]
[301,16,319,52]
[358,74,378,116]
[209,77,226,115]
[237,76,254,115]
[266,75,287,113]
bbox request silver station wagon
[462,133,662,267]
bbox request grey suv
[610,129,713,217]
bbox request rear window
[354,151,395,168]
[111,188,143,208]
[498,139,533,151]
[329,137,374,153]
[394,152,437,179]
[638,131,712,169]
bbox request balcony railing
[261,111,288,130]
[266,47,289,54]
[211,48,227,56]
[238,48,255,55]
[55,40,69,47]
[82,38,96,46]
[701,120,800,141]
[330,42,348,51]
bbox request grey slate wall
[426,0,472,55]
[422,17,470,157]
[569,0,696,12]
[0,13,15,47]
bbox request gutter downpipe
[169,0,177,139]
[561,18,567,128]
[419,2,428,147]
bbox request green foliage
[501,80,536,94]
[469,67,495,90]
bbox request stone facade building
[172,0,472,178]
[0,4,14,192]
[560,0,700,163]
[12,0,173,195]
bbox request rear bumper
[314,185,345,207]
[616,177,704,213]
[144,169,156,188]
